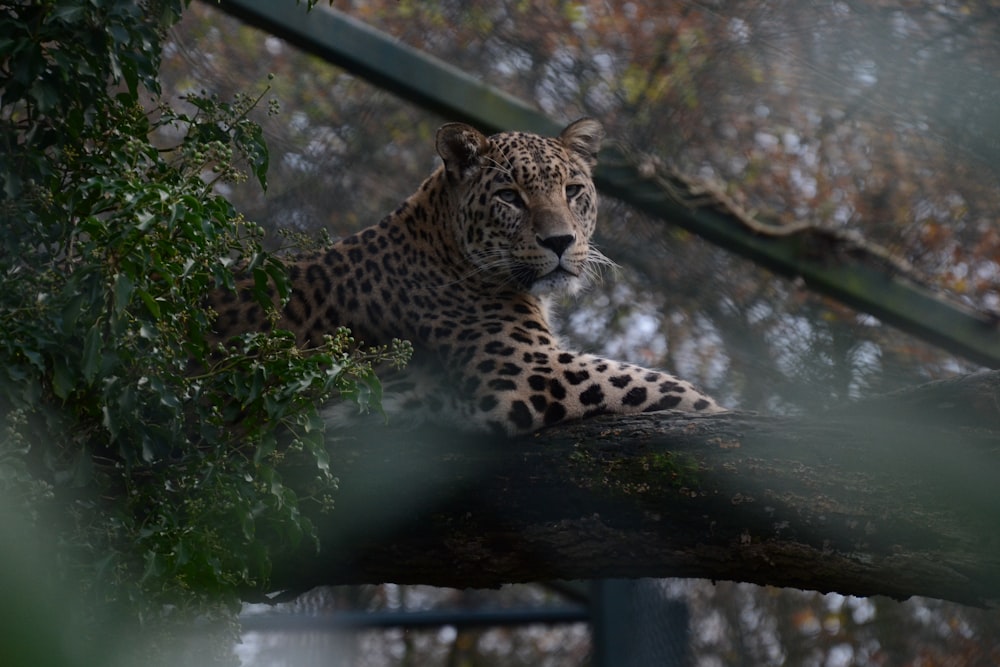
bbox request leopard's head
[436,118,610,295]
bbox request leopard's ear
[436,123,490,183]
[559,118,604,169]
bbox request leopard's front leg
[466,346,725,435]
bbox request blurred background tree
[157,1,1000,665]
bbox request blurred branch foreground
[271,371,1000,608]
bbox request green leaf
[252,266,272,306]
[241,512,255,541]
[102,405,118,440]
[265,257,291,301]
[314,446,330,475]
[3,169,22,198]
[46,5,88,23]
[29,81,60,113]
[81,324,102,385]
[137,289,161,319]
[269,476,285,508]
[237,122,269,191]
[22,349,44,372]
[60,292,85,333]
[148,376,180,409]
[254,433,276,465]
[113,272,134,313]
[141,434,156,463]
[140,550,162,584]
[138,323,158,340]
[51,355,75,399]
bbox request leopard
[211,118,725,436]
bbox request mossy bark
[269,371,1000,607]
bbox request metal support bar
[239,605,589,631]
[596,146,1000,368]
[590,580,689,667]
[213,0,559,136]
[210,0,1000,368]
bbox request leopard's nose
[537,233,576,258]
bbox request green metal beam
[212,0,1000,368]
[596,151,1000,368]
[214,0,559,136]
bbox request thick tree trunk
[270,371,1000,607]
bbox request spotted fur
[212,119,724,435]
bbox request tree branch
[269,371,1000,607]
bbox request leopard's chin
[529,267,583,296]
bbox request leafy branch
[0,3,402,663]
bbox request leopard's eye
[565,183,585,199]
[496,188,525,207]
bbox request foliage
[0,1,407,661]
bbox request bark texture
[270,371,1000,607]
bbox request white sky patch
[789,166,817,199]
[755,131,779,150]
[264,36,283,55]
[728,17,750,43]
